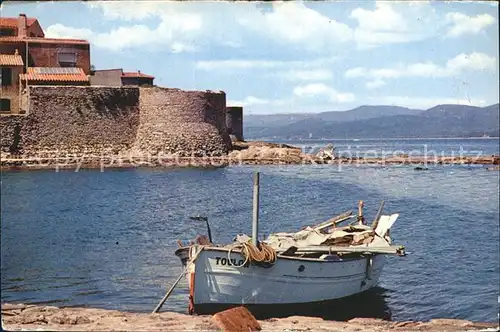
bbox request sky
[1,1,499,115]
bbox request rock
[348,318,389,326]
[212,307,261,331]
[428,318,473,327]
[1,303,27,311]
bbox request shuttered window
[1,68,12,86]
[58,51,77,67]
[0,99,11,112]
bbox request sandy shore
[1,303,498,331]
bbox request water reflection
[194,287,391,321]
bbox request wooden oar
[152,248,203,314]
[312,210,353,232]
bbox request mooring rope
[228,241,277,268]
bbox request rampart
[133,87,231,157]
[0,85,232,160]
[21,86,140,157]
[1,115,25,154]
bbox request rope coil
[228,241,277,268]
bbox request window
[0,28,15,36]
[58,51,77,67]
[0,99,11,112]
[1,68,12,86]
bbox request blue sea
[1,138,499,322]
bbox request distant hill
[244,104,499,139]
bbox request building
[90,68,155,86]
[0,14,44,38]
[0,13,91,113]
[0,14,91,73]
[0,50,24,114]
[121,71,155,86]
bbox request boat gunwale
[178,245,378,263]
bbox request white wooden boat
[175,213,404,314]
[161,173,406,316]
[181,245,389,314]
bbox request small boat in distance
[173,173,406,315]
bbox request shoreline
[1,155,499,172]
[1,141,499,171]
[1,303,498,331]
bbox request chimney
[18,13,27,38]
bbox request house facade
[0,51,24,114]
[90,69,155,87]
[0,14,91,114]
[1,13,156,114]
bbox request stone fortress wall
[1,85,239,158]
[133,87,231,157]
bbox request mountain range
[243,104,500,139]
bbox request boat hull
[188,247,385,311]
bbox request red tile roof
[122,71,155,79]
[20,67,89,82]
[0,17,37,28]
[0,54,24,66]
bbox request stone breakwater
[1,303,497,331]
[1,140,499,170]
[0,86,230,161]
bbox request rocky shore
[1,141,499,171]
[2,303,498,332]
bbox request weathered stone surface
[1,86,233,163]
[133,87,231,157]
[2,303,497,332]
[0,115,25,155]
[21,86,140,158]
[212,306,261,331]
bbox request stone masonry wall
[1,86,234,162]
[0,115,25,154]
[21,86,140,157]
[133,87,231,156]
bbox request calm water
[270,137,500,157]
[1,139,499,322]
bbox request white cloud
[48,1,497,54]
[349,1,441,48]
[87,2,160,21]
[366,79,386,89]
[196,59,288,71]
[195,57,338,71]
[344,52,497,80]
[228,96,289,107]
[293,83,355,103]
[84,2,353,53]
[237,2,353,52]
[445,12,495,38]
[46,11,202,52]
[45,24,93,40]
